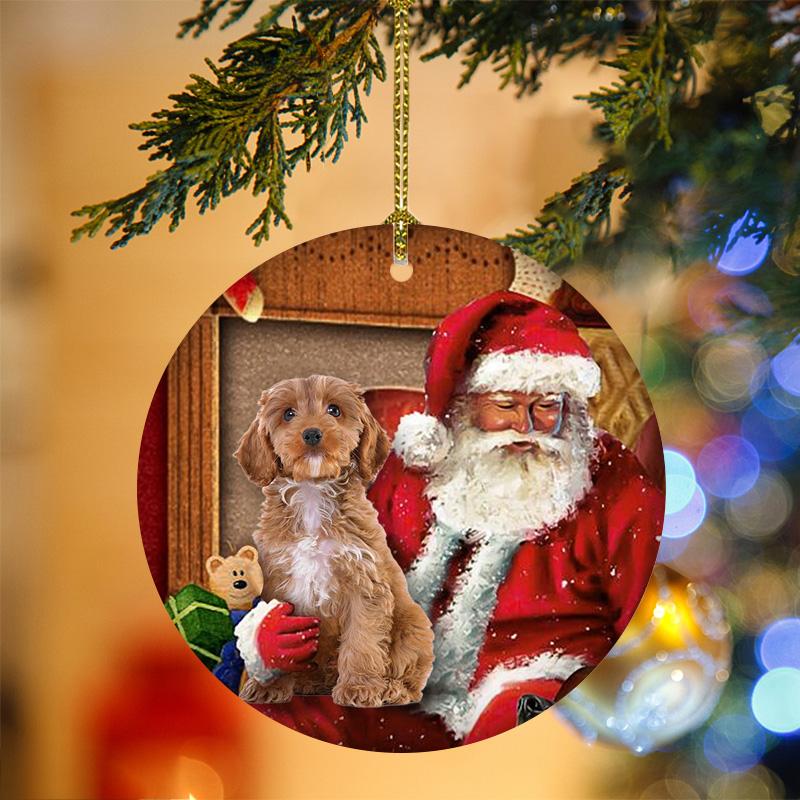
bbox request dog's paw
[382,679,422,706]
[240,677,293,704]
[332,680,386,708]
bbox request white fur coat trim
[429,651,588,739]
[421,535,521,731]
[392,411,452,469]
[405,521,465,615]
[235,598,282,685]
[466,350,601,400]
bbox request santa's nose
[510,408,532,434]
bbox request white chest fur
[273,479,372,614]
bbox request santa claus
[236,291,664,751]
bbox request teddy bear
[205,545,264,611]
[205,545,265,694]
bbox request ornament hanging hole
[390,259,414,283]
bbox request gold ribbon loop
[385,0,416,268]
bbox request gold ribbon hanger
[385,0,417,282]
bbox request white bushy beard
[425,400,597,540]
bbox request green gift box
[165,584,234,669]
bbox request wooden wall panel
[214,225,516,328]
[167,314,219,594]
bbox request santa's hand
[234,599,319,685]
[257,602,320,671]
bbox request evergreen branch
[402,0,629,97]
[500,164,628,268]
[502,2,720,263]
[578,3,717,149]
[72,1,387,248]
[178,0,268,39]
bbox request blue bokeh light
[772,338,800,397]
[663,485,707,539]
[751,386,798,422]
[703,713,766,772]
[741,407,800,462]
[751,668,800,733]
[712,212,771,276]
[758,618,800,671]
[664,449,698,515]
[697,435,761,498]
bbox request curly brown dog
[235,375,434,708]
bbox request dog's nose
[302,427,323,446]
[303,428,322,447]
[232,579,247,590]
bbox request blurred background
[2,1,799,798]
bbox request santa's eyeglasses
[483,392,566,436]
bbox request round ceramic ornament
[134,0,674,754]
[137,223,667,751]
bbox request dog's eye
[327,404,341,417]
[283,408,296,421]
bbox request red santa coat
[253,430,663,750]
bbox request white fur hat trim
[466,351,601,400]
[234,598,282,685]
[393,411,453,469]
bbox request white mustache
[466,428,567,456]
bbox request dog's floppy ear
[234,410,279,486]
[355,400,390,482]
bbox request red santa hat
[393,290,602,468]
